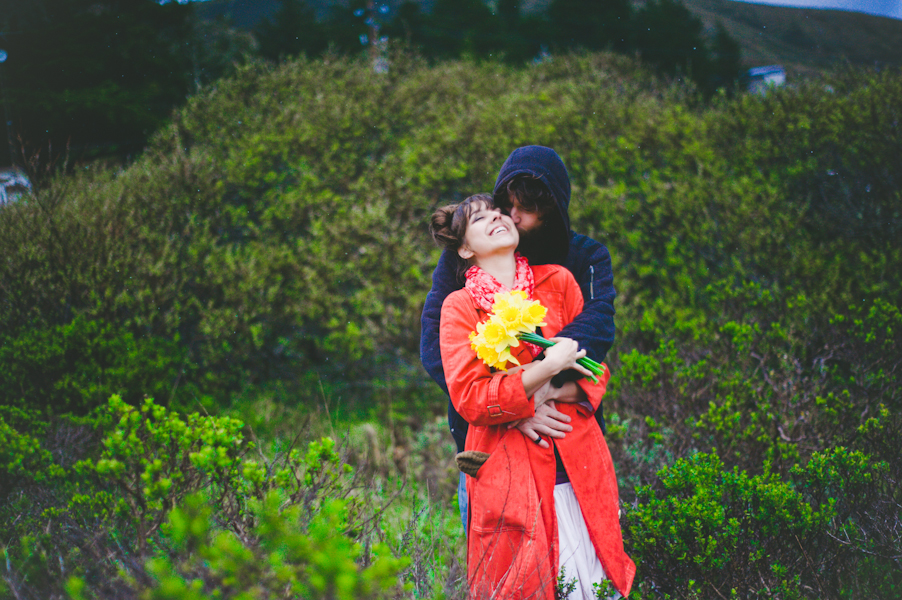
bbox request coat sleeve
[440,293,536,426]
[420,250,461,396]
[554,268,610,414]
[559,235,616,364]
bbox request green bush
[0,413,62,500]
[0,316,197,415]
[624,452,832,599]
[69,395,259,549]
[104,492,409,600]
[3,55,900,417]
[793,444,901,598]
[1,396,431,599]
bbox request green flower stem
[518,332,606,383]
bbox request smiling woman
[429,193,635,599]
[456,203,519,277]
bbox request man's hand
[508,401,572,450]
[546,380,587,404]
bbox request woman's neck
[474,253,517,289]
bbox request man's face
[506,197,544,235]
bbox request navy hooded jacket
[420,146,616,452]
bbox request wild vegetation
[1,51,900,598]
[2,0,739,164]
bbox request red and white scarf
[464,253,542,357]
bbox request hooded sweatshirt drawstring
[590,265,595,300]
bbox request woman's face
[458,201,519,261]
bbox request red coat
[440,264,635,599]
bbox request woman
[432,194,635,599]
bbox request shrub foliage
[1,53,900,598]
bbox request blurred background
[2,0,901,167]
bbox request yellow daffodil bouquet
[468,290,605,383]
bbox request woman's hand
[518,338,593,397]
[542,337,595,379]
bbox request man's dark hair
[495,176,556,215]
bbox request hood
[492,146,572,261]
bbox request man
[420,145,616,527]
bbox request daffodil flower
[469,291,603,382]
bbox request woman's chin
[494,241,519,255]
[495,234,519,250]
[474,245,517,262]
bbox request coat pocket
[469,435,537,535]
[467,434,552,599]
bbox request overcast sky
[732,0,902,19]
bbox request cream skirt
[555,482,621,600]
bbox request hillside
[683,0,902,76]
[198,0,902,77]
[2,49,900,598]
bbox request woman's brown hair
[429,193,494,252]
[429,193,494,283]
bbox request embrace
[420,146,635,599]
